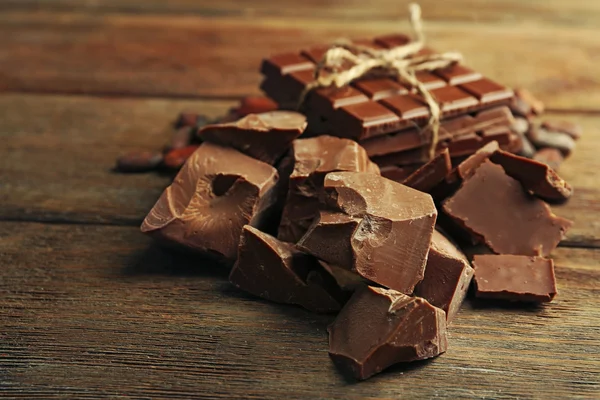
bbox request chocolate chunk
[277,136,379,243]
[490,150,572,202]
[379,165,419,182]
[527,126,576,156]
[514,88,545,115]
[473,255,557,303]
[541,120,582,140]
[442,160,572,257]
[199,111,306,165]
[533,148,564,171]
[451,140,500,182]
[402,148,451,193]
[328,286,447,380]
[229,226,346,313]
[414,230,474,323]
[319,261,369,292]
[116,151,163,173]
[141,143,279,263]
[298,171,437,294]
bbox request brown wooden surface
[1,1,599,398]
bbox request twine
[299,3,462,159]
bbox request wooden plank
[0,12,599,110]
[0,94,597,246]
[2,0,600,27]
[1,222,599,398]
[0,93,235,225]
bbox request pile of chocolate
[122,33,581,380]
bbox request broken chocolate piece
[533,148,564,171]
[402,148,452,193]
[199,111,306,165]
[319,261,368,292]
[490,149,572,202]
[414,230,474,323]
[541,120,582,140]
[277,136,379,243]
[473,254,557,303]
[379,165,419,182]
[298,171,437,294]
[328,286,447,380]
[229,225,346,313]
[442,160,572,257]
[527,126,576,156]
[141,143,279,263]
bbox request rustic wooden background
[1,1,599,398]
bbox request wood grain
[0,94,597,246]
[0,11,598,110]
[2,0,600,27]
[1,222,598,399]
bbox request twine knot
[300,3,462,159]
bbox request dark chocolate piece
[277,136,379,243]
[442,160,572,257]
[199,111,306,165]
[116,151,163,173]
[533,148,564,171]
[473,254,557,303]
[328,286,447,380]
[298,171,437,294]
[402,148,451,193]
[541,120,582,140]
[414,230,474,323]
[527,126,576,156]
[229,226,346,313]
[141,143,279,263]
[490,149,572,202]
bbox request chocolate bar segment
[141,143,279,263]
[277,136,379,243]
[199,111,307,165]
[402,148,452,193]
[298,171,437,294]
[442,160,572,257]
[490,149,572,202]
[414,230,474,323]
[328,286,448,380]
[229,226,347,313]
[473,255,557,303]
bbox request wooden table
[1,1,599,398]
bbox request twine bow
[300,3,462,159]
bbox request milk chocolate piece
[490,150,572,202]
[298,172,437,294]
[541,120,582,140]
[379,165,419,182]
[414,230,474,323]
[328,286,447,380]
[402,149,451,193]
[442,160,572,256]
[277,136,379,243]
[533,148,564,171]
[527,126,576,156]
[229,226,346,313]
[199,111,306,165]
[319,261,368,292]
[141,143,279,263]
[451,140,500,182]
[473,255,557,303]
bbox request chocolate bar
[473,255,557,303]
[260,35,513,142]
[229,225,347,313]
[328,286,448,380]
[297,171,437,294]
[141,143,279,263]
